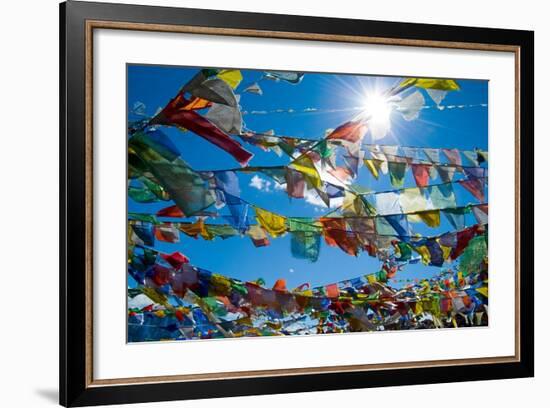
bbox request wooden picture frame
[60,1,534,406]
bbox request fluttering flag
[458,179,485,202]
[364,159,381,179]
[155,223,180,243]
[423,148,440,163]
[161,251,190,269]
[443,207,469,230]
[255,207,287,237]
[243,82,263,95]
[205,101,243,134]
[436,165,457,183]
[289,218,321,262]
[399,188,428,213]
[442,148,462,166]
[150,108,253,166]
[189,78,238,107]
[395,90,425,121]
[157,205,185,218]
[411,164,431,187]
[320,218,360,256]
[398,78,461,91]
[247,224,270,247]
[417,210,441,228]
[264,71,304,84]
[216,69,243,89]
[326,120,368,143]
[388,161,408,187]
[285,168,306,198]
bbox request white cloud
[289,268,294,273]
[249,175,272,192]
[274,182,286,191]
[304,189,327,207]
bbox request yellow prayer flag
[366,274,377,284]
[217,69,243,89]
[440,244,452,261]
[290,156,322,189]
[255,207,287,237]
[399,77,460,91]
[399,188,428,213]
[414,245,431,265]
[417,210,441,227]
[363,159,379,179]
[476,286,489,297]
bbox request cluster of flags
[127,68,489,342]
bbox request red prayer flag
[411,164,431,187]
[326,120,367,143]
[458,179,485,202]
[151,97,253,166]
[451,225,480,260]
[325,283,340,298]
[272,279,288,292]
[157,205,185,218]
[320,218,360,256]
[161,251,190,269]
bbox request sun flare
[362,92,393,140]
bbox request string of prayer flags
[127,242,488,340]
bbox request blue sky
[128,64,488,290]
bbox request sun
[361,92,393,140]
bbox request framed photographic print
[60,1,534,406]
